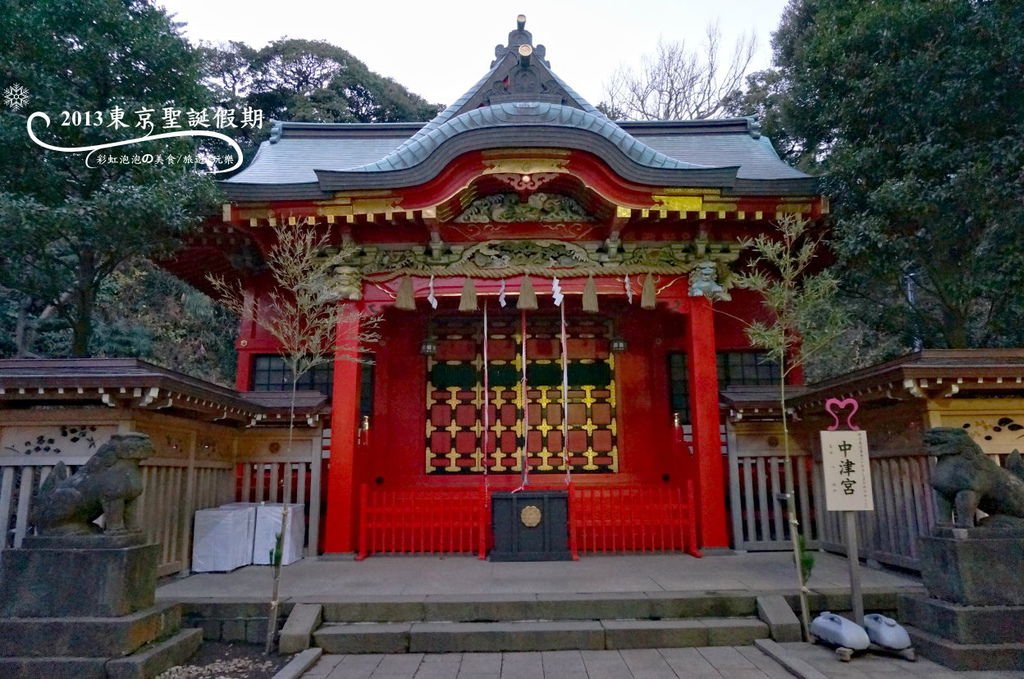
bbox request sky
[156,0,790,108]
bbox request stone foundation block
[906,624,1024,671]
[899,593,1024,645]
[919,531,1024,606]
[0,603,180,658]
[0,542,158,618]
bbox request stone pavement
[158,552,920,600]
[301,647,795,679]
[299,644,1024,679]
[153,554,1024,677]
[768,641,1024,679]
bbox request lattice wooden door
[425,313,618,474]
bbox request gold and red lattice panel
[425,313,618,474]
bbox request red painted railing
[569,482,701,557]
[355,481,700,559]
[356,483,489,560]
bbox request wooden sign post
[820,398,873,625]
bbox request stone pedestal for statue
[899,527,1024,671]
[0,533,202,679]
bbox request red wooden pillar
[323,304,362,553]
[234,289,257,392]
[685,297,729,548]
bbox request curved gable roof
[312,101,741,193]
[221,17,818,202]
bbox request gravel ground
[156,641,293,679]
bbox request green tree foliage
[92,262,238,385]
[0,0,220,356]
[740,0,1024,350]
[203,38,441,126]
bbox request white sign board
[820,430,874,511]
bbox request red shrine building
[171,17,825,557]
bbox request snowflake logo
[3,83,30,111]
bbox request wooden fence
[137,458,235,576]
[236,457,322,556]
[0,456,234,576]
[569,483,700,556]
[727,423,1016,571]
[0,461,72,551]
[814,450,1014,570]
[0,413,327,576]
[727,431,820,552]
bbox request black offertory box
[490,490,572,561]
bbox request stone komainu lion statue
[925,427,1024,528]
[31,432,154,536]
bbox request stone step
[0,603,181,658]
[0,656,108,679]
[898,592,1024,645]
[313,617,769,654]
[319,592,759,623]
[0,625,200,679]
[905,624,1024,672]
[106,627,203,679]
[310,589,904,625]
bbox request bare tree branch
[207,223,382,654]
[602,22,757,120]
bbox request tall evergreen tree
[0,0,220,356]
[756,0,1024,350]
[203,38,441,126]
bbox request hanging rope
[514,307,529,493]
[559,300,571,486]
[482,301,490,496]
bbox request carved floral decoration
[454,193,593,223]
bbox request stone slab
[21,532,146,549]
[321,599,425,623]
[221,619,248,642]
[899,592,1024,644]
[919,533,1024,606]
[313,622,411,654]
[0,602,180,658]
[272,647,322,679]
[409,620,605,653]
[702,617,769,645]
[905,624,1024,671]
[0,656,108,679]
[646,592,756,619]
[0,628,199,679]
[180,600,277,619]
[530,593,651,621]
[423,595,538,622]
[753,639,828,679]
[800,588,903,615]
[602,619,707,649]
[756,595,802,643]
[279,603,323,654]
[246,617,268,645]
[105,627,203,679]
[0,542,158,618]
